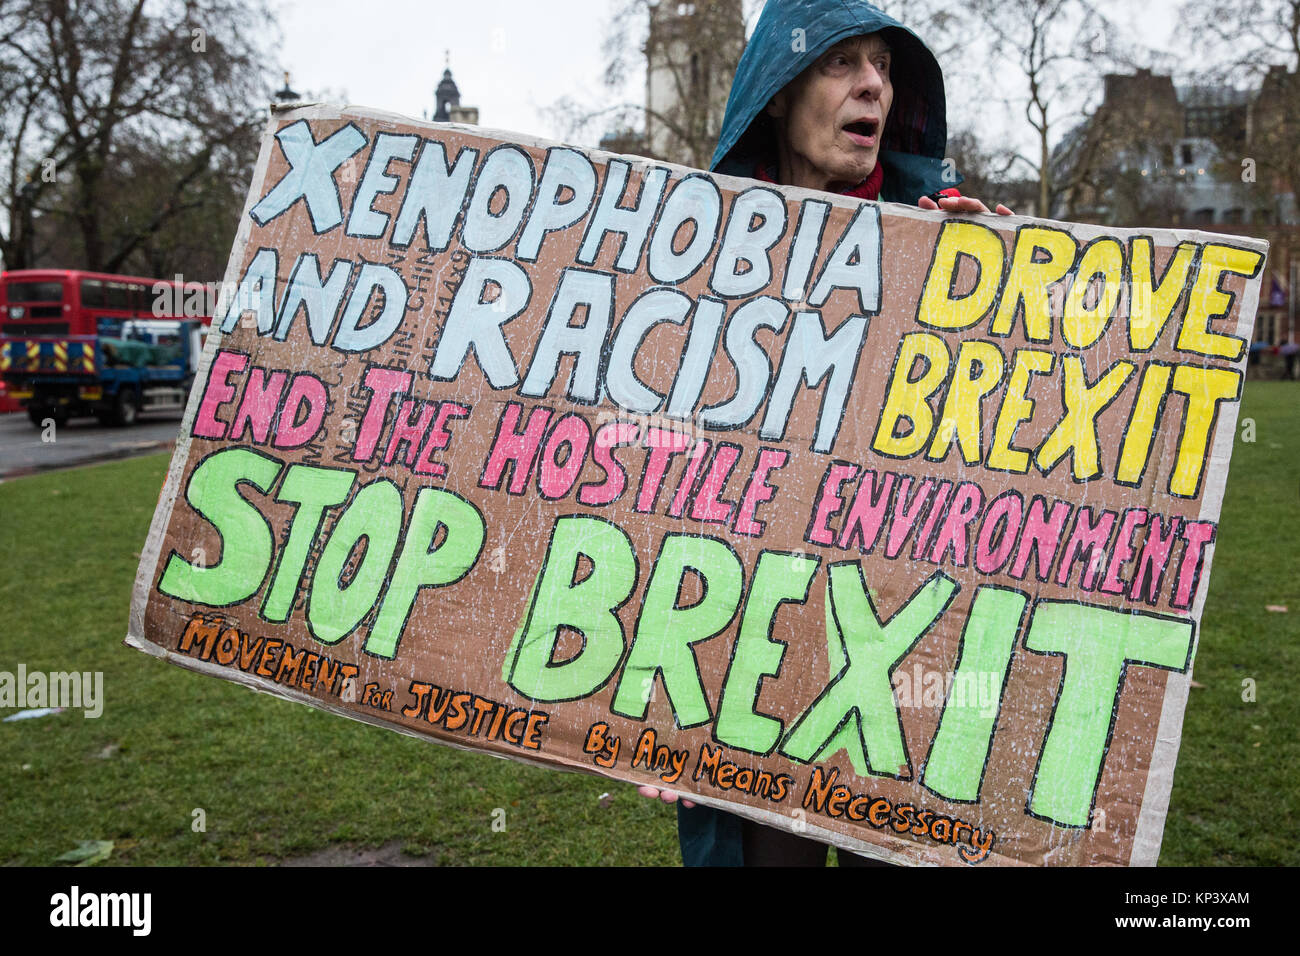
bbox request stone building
[1052,67,1298,354]
[640,0,746,167]
[1052,69,1275,228]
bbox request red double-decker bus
[0,269,215,424]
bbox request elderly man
[638,0,1010,865]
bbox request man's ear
[765,91,787,120]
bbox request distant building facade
[1053,67,1298,352]
[1054,67,1295,228]
[643,0,745,166]
[598,1,746,164]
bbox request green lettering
[158,448,284,606]
[306,479,402,644]
[1025,602,1193,827]
[506,516,636,702]
[365,489,485,659]
[611,534,742,726]
[261,465,356,622]
[780,566,957,777]
[715,551,819,754]
[922,586,1027,800]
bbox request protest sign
[128,104,1267,866]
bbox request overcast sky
[274,0,1183,155]
[275,0,615,143]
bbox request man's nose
[852,62,885,100]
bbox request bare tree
[871,0,969,64]
[967,0,1122,217]
[615,0,747,167]
[1177,0,1300,82]
[1177,0,1300,220]
[1049,67,1189,225]
[944,127,1022,202]
[0,0,278,275]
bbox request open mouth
[843,119,879,145]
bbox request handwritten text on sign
[129,106,1266,866]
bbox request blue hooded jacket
[709,0,961,203]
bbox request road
[0,409,181,479]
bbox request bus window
[106,282,130,309]
[6,281,64,303]
[81,279,107,308]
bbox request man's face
[767,33,893,191]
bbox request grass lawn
[0,381,1296,866]
[0,452,681,866]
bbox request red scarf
[754,160,884,200]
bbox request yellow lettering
[1062,238,1123,348]
[1036,357,1135,480]
[916,220,1005,331]
[927,340,1005,465]
[1168,365,1240,497]
[872,332,952,458]
[991,226,1076,342]
[1115,362,1174,485]
[987,349,1054,473]
[1128,239,1197,351]
[1175,244,1261,360]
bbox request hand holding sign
[917,195,1013,216]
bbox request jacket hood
[710,0,959,202]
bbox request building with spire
[273,71,300,104]
[431,54,479,125]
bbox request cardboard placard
[128,105,1267,866]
